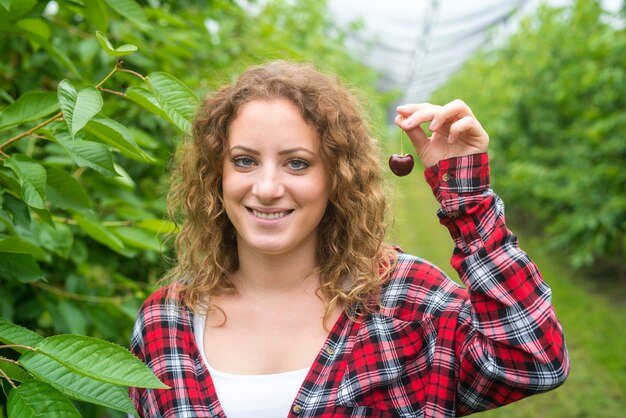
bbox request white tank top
[193,314,309,418]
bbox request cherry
[389,154,414,177]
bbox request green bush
[0,0,391,416]
[431,0,626,269]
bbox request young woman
[129,61,569,417]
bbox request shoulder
[133,283,191,335]
[379,251,468,321]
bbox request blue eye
[288,159,309,170]
[233,156,255,167]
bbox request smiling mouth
[250,209,293,220]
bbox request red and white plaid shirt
[130,153,569,417]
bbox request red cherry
[389,154,414,176]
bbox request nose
[251,166,285,201]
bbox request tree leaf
[0,317,43,350]
[57,79,77,137]
[3,154,46,209]
[84,115,155,162]
[7,380,82,418]
[102,0,150,31]
[84,0,109,32]
[73,213,125,252]
[15,18,51,41]
[45,165,92,210]
[19,351,137,414]
[95,30,137,57]
[0,359,31,382]
[136,218,178,235]
[51,129,119,177]
[72,86,103,137]
[0,91,59,132]
[0,253,44,283]
[0,236,45,256]
[125,86,169,120]
[34,334,169,389]
[112,226,162,251]
[33,221,73,258]
[50,45,81,77]
[57,81,102,138]
[146,72,199,134]
[1,0,37,19]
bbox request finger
[429,99,475,132]
[398,106,442,130]
[394,114,430,150]
[396,103,433,116]
[448,115,488,146]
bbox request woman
[129,60,569,417]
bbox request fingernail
[429,119,438,130]
[402,118,414,128]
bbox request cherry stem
[399,116,405,155]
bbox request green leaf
[73,213,125,252]
[3,154,46,209]
[57,79,77,136]
[0,236,45,256]
[146,72,199,134]
[84,115,155,162]
[125,86,169,120]
[15,18,51,41]
[112,226,162,251]
[83,0,109,32]
[51,130,118,177]
[57,80,102,138]
[34,334,169,389]
[95,30,138,57]
[0,91,59,131]
[47,43,81,78]
[0,317,43,350]
[33,221,73,258]
[1,0,36,19]
[57,301,87,335]
[136,218,178,235]
[0,253,44,283]
[7,380,81,418]
[0,358,30,382]
[45,165,92,210]
[73,87,103,136]
[102,0,150,31]
[19,352,137,414]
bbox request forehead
[228,99,320,150]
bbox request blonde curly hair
[165,60,397,323]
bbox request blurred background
[0,0,624,416]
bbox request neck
[234,244,319,296]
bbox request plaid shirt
[129,153,569,417]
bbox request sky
[327,0,624,104]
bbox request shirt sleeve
[424,153,570,415]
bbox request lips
[249,208,293,220]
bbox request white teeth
[252,210,289,220]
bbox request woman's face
[222,98,329,259]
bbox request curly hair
[165,60,397,323]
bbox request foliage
[0,0,390,416]
[431,0,626,270]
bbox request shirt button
[449,211,460,218]
[442,173,452,182]
[292,404,302,414]
[325,346,335,356]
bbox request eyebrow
[228,145,316,156]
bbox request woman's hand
[395,100,489,168]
